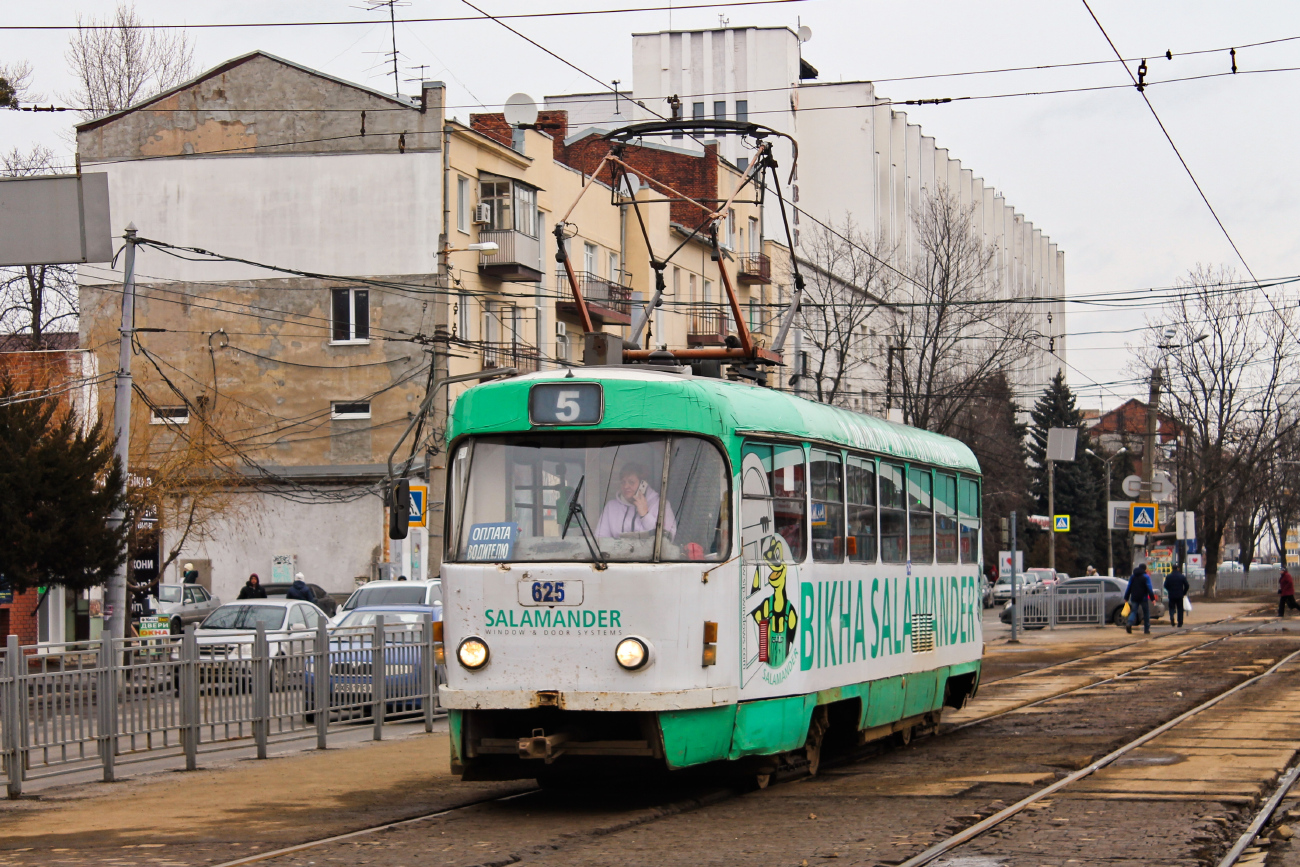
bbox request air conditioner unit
[473,202,492,224]
[555,322,568,338]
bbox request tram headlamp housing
[457,636,490,670]
[615,637,651,671]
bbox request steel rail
[1217,761,1300,866]
[894,645,1300,867]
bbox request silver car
[153,584,222,634]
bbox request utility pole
[1047,458,1056,571]
[1010,511,1019,643]
[1136,363,1163,571]
[105,225,138,640]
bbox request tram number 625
[532,581,565,603]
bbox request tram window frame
[935,471,959,564]
[908,466,934,564]
[958,476,981,564]
[879,462,907,563]
[846,454,877,563]
[810,449,844,563]
[741,441,807,563]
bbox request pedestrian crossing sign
[1129,503,1158,532]
[408,485,427,527]
[1053,515,1070,532]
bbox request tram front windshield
[450,434,729,563]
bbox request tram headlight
[615,637,650,671]
[457,637,490,670]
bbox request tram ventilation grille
[912,613,935,653]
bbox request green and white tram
[439,367,984,782]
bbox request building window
[456,176,469,233]
[736,156,749,172]
[331,401,371,419]
[331,288,370,343]
[749,217,760,255]
[692,101,704,120]
[726,208,736,249]
[609,251,620,281]
[736,100,749,122]
[713,100,726,120]
[703,278,712,304]
[150,405,189,425]
[689,273,697,304]
[584,242,598,274]
[457,292,472,339]
[479,177,539,237]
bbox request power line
[0,0,808,30]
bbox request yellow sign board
[1129,503,1158,532]
[408,484,427,527]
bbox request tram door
[740,442,805,695]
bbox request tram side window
[741,442,806,562]
[959,477,981,564]
[879,462,906,563]
[810,450,844,562]
[935,472,958,564]
[661,436,730,561]
[846,455,876,563]
[908,466,934,563]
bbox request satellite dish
[621,173,641,196]
[797,25,813,43]
[504,92,539,127]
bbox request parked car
[306,604,440,721]
[999,576,1167,628]
[981,576,994,609]
[195,599,325,690]
[262,581,338,617]
[331,579,442,625]
[991,571,1049,604]
[152,583,223,634]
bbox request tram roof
[448,368,981,475]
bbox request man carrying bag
[1125,563,1155,635]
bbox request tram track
[192,616,1290,867]
[892,635,1300,867]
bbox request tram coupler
[519,729,570,763]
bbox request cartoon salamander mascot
[751,535,798,667]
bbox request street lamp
[445,242,500,254]
[1086,446,1128,577]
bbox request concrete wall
[165,489,384,599]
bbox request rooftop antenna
[363,0,408,97]
[612,79,622,116]
[719,14,730,28]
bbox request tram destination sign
[529,382,603,425]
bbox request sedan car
[262,582,338,617]
[196,599,325,690]
[305,605,439,721]
[991,571,1048,604]
[152,584,222,633]
[330,578,442,625]
[999,577,1167,628]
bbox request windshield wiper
[561,476,607,568]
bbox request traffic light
[388,479,410,540]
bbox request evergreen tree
[1027,371,1104,574]
[0,373,127,592]
[947,372,1031,570]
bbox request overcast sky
[4,0,1297,411]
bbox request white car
[196,599,325,689]
[330,579,443,625]
[991,571,1049,604]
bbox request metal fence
[1186,565,1280,595]
[0,614,440,798]
[1016,582,1107,629]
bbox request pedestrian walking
[237,573,267,599]
[1125,563,1155,634]
[1279,566,1299,617]
[1165,566,1190,627]
[286,572,315,602]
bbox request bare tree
[0,146,79,346]
[792,217,898,406]
[64,2,195,121]
[1141,265,1300,596]
[891,187,1038,435]
[0,59,38,107]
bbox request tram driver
[595,463,678,540]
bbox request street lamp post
[1086,446,1128,577]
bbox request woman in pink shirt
[595,464,677,540]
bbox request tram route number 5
[529,382,603,426]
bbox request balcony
[477,230,543,282]
[481,342,541,373]
[555,270,633,327]
[736,253,772,284]
[686,303,733,345]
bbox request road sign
[1046,428,1079,462]
[1121,475,1143,498]
[1109,500,1134,531]
[999,551,1024,573]
[1176,510,1196,540]
[1188,553,1204,567]
[1130,503,1158,532]
[1054,515,1070,532]
[1121,473,1173,501]
[409,484,427,527]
